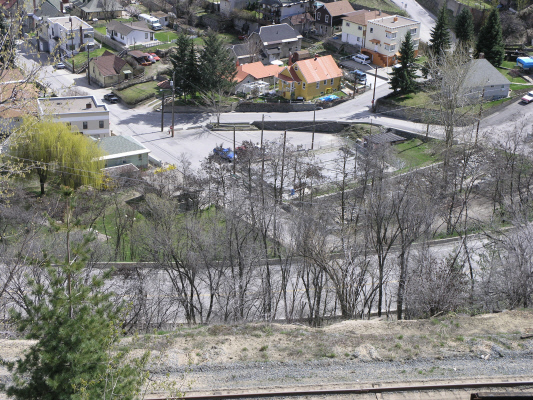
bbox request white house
[106,20,155,47]
[97,136,150,168]
[461,59,510,101]
[364,15,421,67]
[37,96,110,138]
[341,10,389,48]
[151,11,170,26]
[44,16,95,56]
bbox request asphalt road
[390,0,436,43]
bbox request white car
[521,91,533,104]
[352,53,370,65]
[54,62,66,69]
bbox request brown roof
[285,12,314,25]
[322,0,354,17]
[343,10,391,25]
[92,51,128,77]
[129,50,150,58]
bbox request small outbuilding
[364,131,406,149]
[98,135,150,168]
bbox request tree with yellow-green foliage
[7,117,105,196]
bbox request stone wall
[252,120,350,133]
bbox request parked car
[140,60,152,66]
[213,147,234,162]
[147,54,156,62]
[54,62,66,69]
[352,53,370,65]
[103,93,120,103]
[149,53,160,61]
[350,69,367,82]
[521,91,533,104]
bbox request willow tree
[8,118,105,195]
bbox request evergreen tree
[2,238,149,400]
[169,33,197,99]
[429,4,451,59]
[455,8,475,48]
[0,12,15,66]
[475,8,505,67]
[198,31,237,94]
[389,31,418,93]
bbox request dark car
[103,93,120,103]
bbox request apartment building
[41,16,95,56]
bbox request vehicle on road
[350,69,367,82]
[521,91,533,104]
[149,53,160,61]
[352,53,370,65]
[55,62,66,69]
[213,146,234,162]
[104,93,120,103]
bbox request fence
[113,73,151,91]
[94,31,127,53]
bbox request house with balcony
[37,96,110,138]
[363,15,421,67]
[259,0,314,26]
[106,20,155,47]
[314,0,355,37]
[249,23,302,62]
[41,16,95,56]
[278,54,342,100]
[341,10,390,48]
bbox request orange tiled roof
[342,10,391,25]
[236,62,284,82]
[322,0,354,17]
[292,55,342,84]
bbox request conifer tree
[455,8,475,48]
[1,239,149,400]
[389,31,418,94]
[198,31,237,94]
[170,33,198,99]
[476,8,505,67]
[429,4,451,59]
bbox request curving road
[390,0,436,43]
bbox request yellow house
[278,55,343,100]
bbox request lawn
[510,83,533,91]
[497,67,527,84]
[394,139,438,168]
[115,81,160,105]
[154,31,180,42]
[94,25,106,35]
[455,0,492,10]
[390,91,433,107]
[482,96,513,110]
[70,43,115,66]
[415,55,428,64]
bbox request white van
[352,53,371,65]
[138,13,162,30]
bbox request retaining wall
[251,120,350,133]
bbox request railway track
[146,380,533,399]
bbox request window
[323,80,327,84]
[316,82,320,89]
[294,65,298,71]
[317,12,321,19]
[410,28,417,34]
[330,78,334,85]
[391,44,396,50]
[501,85,505,88]
[291,82,295,89]
[302,82,306,90]
[82,122,88,130]
[385,44,390,51]
[358,26,362,30]
[346,22,350,27]
[138,154,143,161]
[413,39,419,47]
[385,32,396,39]
[370,27,373,33]
[325,15,329,23]
[99,120,104,128]
[145,33,148,39]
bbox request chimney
[60,2,63,12]
[86,103,92,108]
[393,16,398,22]
[478,52,485,59]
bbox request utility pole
[69,17,75,72]
[279,130,287,203]
[160,90,165,132]
[171,70,176,137]
[233,125,236,175]
[261,114,265,184]
[372,66,377,112]
[311,106,316,150]
[86,42,91,85]
[475,88,485,145]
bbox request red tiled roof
[235,62,284,82]
[290,55,342,84]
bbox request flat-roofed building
[37,95,110,138]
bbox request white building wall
[366,17,420,58]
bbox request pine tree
[170,33,197,99]
[429,4,451,59]
[389,31,418,93]
[475,8,505,67]
[198,31,237,94]
[455,8,475,48]
[2,238,149,400]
